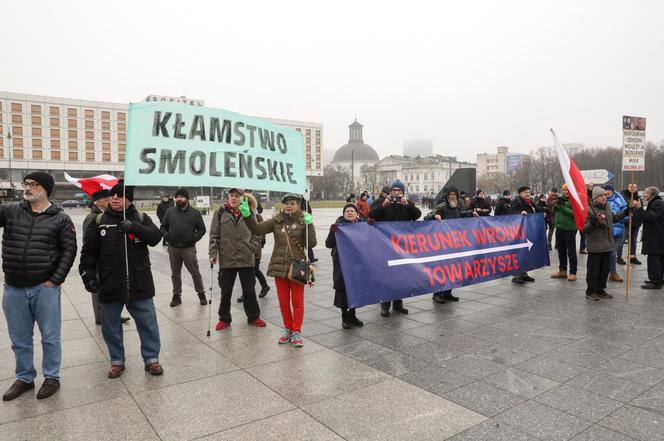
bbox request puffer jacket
[208,207,255,269]
[583,202,629,253]
[0,201,77,287]
[80,205,162,303]
[607,192,628,237]
[245,209,317,279]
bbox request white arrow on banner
[387,239,534,267]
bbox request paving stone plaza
[1,207,663,440]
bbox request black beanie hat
[91,189,109,201]
[175,187,189,199]
[24,172,54,196]
[517,185,530,194]
[109,180,135,202]
[381,186,391,194]
[502,190,511,196]
[343,203,359,215]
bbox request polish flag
[551,129,588,231]
[64,172,120,197]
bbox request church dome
[331,119,380,163]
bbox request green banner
[124,102,307,192]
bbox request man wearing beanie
[510,185,545,284]
[156,193,175,246]
[80,181,165,378]
[370,186,391,212]
[160,187,207,307]
[1,172,77,401]
[584,186,631,300]
[495,190,513,216]
[469,189,492,216]
[369,179,421,317]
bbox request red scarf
[225,202,241,219]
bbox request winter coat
[369,200,421,221]
[510,196,544,215]
[634,195,664,255]
[160,203,206,248]
[607,192,628,237]
[245,210,317,279]
[251,214,265,261]
[0,201,77,287]
[553,197,577,231]
[326,216,355,294]
[80,205,162,303]
[156,199,174,223]
[356,198,370,218]
[208,207,255,269]
[370,196,387,213]
[583,202,629,253]
[469,197,491,216]
[494,198,513,216]
[621,190,643,228]
[424,200,473,220]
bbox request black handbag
[284,226,311,285]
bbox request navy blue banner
[335,214,550,308]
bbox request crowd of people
[1,170,663,403]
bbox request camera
[390,195,402,204]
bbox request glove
[239,197,251,218]
[303,213,313,225]
[119,220,135,233]
[367,218,376,225]
[330,224,338,233]
[82,274,98,293]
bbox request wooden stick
[625,173,635,299]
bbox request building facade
[376,154,476,197]
[262,117,323,177]
[476,146,528,178]
[330,119,380,188]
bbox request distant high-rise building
[476,146,526,177]
[403,138,433,157]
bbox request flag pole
[625,172,635,299]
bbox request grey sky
[3,0,663,162]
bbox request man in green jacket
[550,184,579,282]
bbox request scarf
[225,202,241,220]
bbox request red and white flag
[551,129,588,231]
[64,173,120,197]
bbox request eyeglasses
[22,181,41,189]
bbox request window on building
[117,133,126,141]
[315,130,320,136]
[51,151,60,160]
[12,126,23,136]
[102,142,110,151]
[31,115,41,125]
[50,128,60,138]
[85,109,94,118]
[416,185,419,192]
[68,130,77,138]
[68,119,77,128]
[424,185,428,192]
[306,154,311,162]
[86,152,95,161]
[102,152,111,162]
[51,139,60,149]
[32,150,43,160]
[101,111,110,120]
[316,137,320,145]
[31,104,41,114]
[49,106,59,115]
[31,127,42,137]
[67,108,77,117]
[86,141,94,151]
[102,132,110,141]
[102,121,110,130]
[50,117,59,126]
[117,122,126,131]
[13,149,24,159]
[11,103,22,112]
[85,120,94,129]
[85,131,94,140]
[118,143,126,152]
[118,153,125,162]
[306,137,311,144]
[11,114,22,124]
[32,139,43,148]
[68,140,77,149]
[68,151,78,161]
[295,128,301,132]
[316,154,321,161]
[117,112,126,121]
[306,129,311,135]
[316,161,321,169]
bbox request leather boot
[349,309,364,327]
[341,309,351,329]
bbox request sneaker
[630,257,642,265]
[36,379,60,399]
[609,272,624,283]
[198,293,207,305]
[108,364,125,379]
[169,295,182,307]
[585,292,600,301]
[144,362,164,376]
[278,328,292,344]
[2,380,34,401]
[258,286,270,298]
[597,291,613,299]
[567,274,577,282]
[617,257,627,265]
[249,318,267,327]
[290,332,303,347]
[215,320,230,330]
[551,271,568,279]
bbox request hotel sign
[145,95,204,107]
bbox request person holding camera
[550,184,578,282]
[584,187,631,300]
[369,179,421,317]
[469,190,492,216]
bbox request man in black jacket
[160,188,207,307]
[1,172,77,401]
[634,187,664,289]
[494,190,513,216]
[469,190,492,216]
[156,194,174,246]
[369,179,421,317]
[510,185,544,284]
[80,182,164,379]
[370,186,391,213]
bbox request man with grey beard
[1,172,77,401]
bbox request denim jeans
[100,298,161,366]
[2,283,62,383]
[609,232,626,273]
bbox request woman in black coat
[325,203,364,329]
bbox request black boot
[393,300,409,314]
[169,295,182,307]
[380,302,390,317]
[432,292,446,304]
[443,291,459,302]
[341,308,352,329]
[349,309,364,327]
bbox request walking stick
[207,263,214,337]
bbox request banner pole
[625,172,635,299]
[123,179,131,300]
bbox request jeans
[168,246,206,296]
[609,232,625,273]
[218,267,260,322]
[629,226,640,257]
[2,283,62,382]
[101,298,161,366]
[556,229,578,274]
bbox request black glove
[119,220,135,233]
[82,274,99,293]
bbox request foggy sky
[3,0,663,162]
